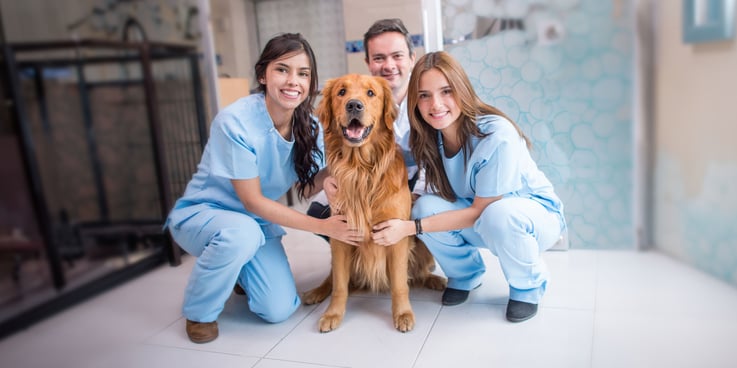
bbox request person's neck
[265,99,294,140]
[265,96,290,125]
[271,111,291,129]
[393,86,407,106]
[441,127,461,157]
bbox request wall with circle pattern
[444,0,634,249]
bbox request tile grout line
[260,301,321,362]
[410,304,444,368]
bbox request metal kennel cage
[2,38,207,297]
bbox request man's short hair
[363,18,414,61]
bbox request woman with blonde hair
[372,51,566,322]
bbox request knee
[478,211,508,237]
[211,226,263,261]
[412,194,450,219]
[475,208,529,251]
[251,295,299,323]
[481,201,530,231]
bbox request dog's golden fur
[302,74,446,332]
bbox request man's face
[365,31,415,101]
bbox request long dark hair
[254,33,322,199]
[408,51,531,201]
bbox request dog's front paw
[318,313,343,333]
[394,311,415,332]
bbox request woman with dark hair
[166,33,361,343]
[372,51,566,323]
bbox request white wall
[208,0,425,87]
[652,1,737,286]
[210,0,258,79]
[341,0,425,74]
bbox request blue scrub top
[167,93,324,231]
[441,115,564,225]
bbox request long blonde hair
[407,51,530,201]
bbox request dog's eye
[338,88,346,96]
[367,89,375,97]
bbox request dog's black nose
[346,99,364,113]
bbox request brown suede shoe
[186,320,218,343]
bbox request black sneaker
[441,284,482,306]
[442,287,470,306]
[505,300,538,322]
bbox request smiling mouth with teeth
[342,118,373,143]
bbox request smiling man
[362,18,422,194]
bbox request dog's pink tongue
[346,126,365,139]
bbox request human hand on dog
[324,214,363,246]
[371,219,413,246]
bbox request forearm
[404,195,501,236]
[373,195,500,246]
[372,207,481,247]
[246,195,328,234]
[233,177,328,235]
[413,207,480,235]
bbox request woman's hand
[371,219,414,246]
[323,214,363,246]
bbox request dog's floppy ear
[317,78,335,132]
[379,77,397,131]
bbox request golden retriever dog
[302,74,446,333]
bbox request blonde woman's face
[416,68,461,131]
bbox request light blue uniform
[165,93,323,323]
[412,115,566,304]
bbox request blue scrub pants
[412,195,562,304]
[168,207,300,323]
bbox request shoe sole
[506,311,537,323]
[507,313,537,323]
[189,335,218,344]
[186,320,219,343]
[441,299,466,306]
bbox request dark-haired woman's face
[261,51,311,116]
[416,68,460,132]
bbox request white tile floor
[2,227,737,368]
